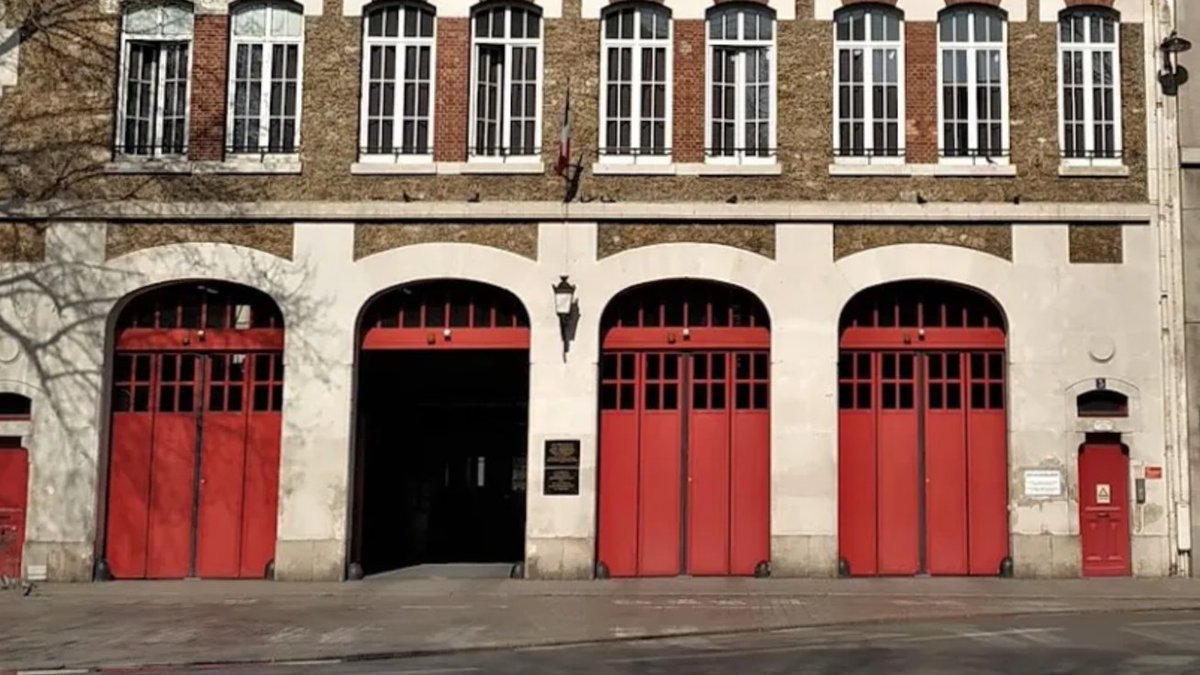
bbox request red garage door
[105,283,284,580]
[597,281,770,577]
[838,281,1008,577]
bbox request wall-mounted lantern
[552,275,577,354]
[1160,32,1192,96]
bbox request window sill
[450,161,546,175]
[105,158,303,175]
[828,163,1018,177]
[1058,163,1130,178]
[351,162,438,175]
[677,163,782,177]
[591,162,677,176]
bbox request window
[1077,389,1128,417]
[938,6,1008,162]
[117,2,194,158]
[360,2,436,161]
[228,1,303,156]
[600,3,671,163]
[834,5,903,161]
[1059,8,1121,164]
[470,3,542,160]
[706,5,775,163]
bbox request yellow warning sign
[1096,483,1112,505]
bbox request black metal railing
[1061,149,1124,163]
[358,146,433,161]
[938,147,1012,161]
[703,146,778,160]
[833,147,907,161]
[225,144,300,159]
[597,147,672,159]
[112,143,189,160]
[467,146,541,159]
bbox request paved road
[112,610,1200,675]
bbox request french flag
[555,86,572,177]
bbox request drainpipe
[1152,0,1192,576]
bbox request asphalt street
[98,609,1200,675]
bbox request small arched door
[105,282,285,579]
[597,280,770,577]
[838,281,1009,576]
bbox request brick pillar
[189,14,228,162]
[673,20,705,163]
[434,17,469,162]
[905,22,937,164]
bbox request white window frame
[468,3,544,164]
[226,1,305,160]
[704,5,776,166]
[832,5,905,166]
[936,6,1010,166]
[598,3,673,166]
[358,1,437,164]
[1057,8,1122,167]
[115,1,195,160]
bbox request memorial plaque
[544,439,580,496]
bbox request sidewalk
[3,577,1200,672]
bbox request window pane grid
[361,3,435,158]
[938,7,1008,160]
[834,7,902,158]
[470,4,542,159]
[707,6,775,161]
[229,2,303,155]
[1058,10,1119,160]
[601,5,670,158]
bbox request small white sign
[1096,483,1112,505]
[1024,469,1063,498]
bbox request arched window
[228,1,304,155]
[470,2,543,160]
[599,3,671,162]
[938,5,1008,163]
[1059,7,1121,164]
[359,2,436,161]
[1077,389,1128,417]
[706,4,775,163]
[833,4,903,161]
[117,1,194,157]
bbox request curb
[7,603,1200,674]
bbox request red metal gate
[0,438,28,578]
[597,282,770,577]
[838,282,1008,576]
[1079,438,1131,577]
[105,283,284,579]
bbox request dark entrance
[351,281,530,576]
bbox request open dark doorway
[351,280,531,577]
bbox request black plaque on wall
[544,440,581,495]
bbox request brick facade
[434,18,469,162]
[904,22,937,164]
[0,2,1150,205]
[672,20,705,163]
[189,15,229,162]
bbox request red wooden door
[107,351,283,579]
[1079,442,1131,577]
[838,282,1008,577]
[0,441,28,578]
[598,350,769,577]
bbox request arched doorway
[104,282,285,579]
[837,280,1009,577]
[350,280,530,576]
[596,280,770,577]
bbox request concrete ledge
[676,162,783,177]
[2,200,1156,223]
[526,536,594,579]
[829,162,1018,178]
[770,535,839,577]
[22,540,94,581]
[351,161,437,175]
[591,162,678,176]
[105,158,304,175]
[1058,163,1132,178]
[274,539,346,581]
[452,161,546,175]
[1012,534,1081,578]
